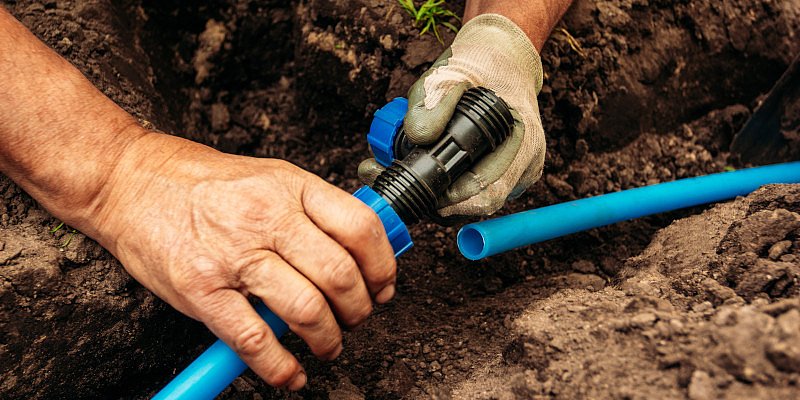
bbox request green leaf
[441,21,458,33]
[50,222,64,234]
[396,0,460,41]
[420,19,433,35]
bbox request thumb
[404,77,469,146]
[357,158,385,186]
[403,79,468,145]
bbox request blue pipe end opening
[457,226,486,261]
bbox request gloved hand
[359,14,545,217]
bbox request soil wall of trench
[0,0,799,398]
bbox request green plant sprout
[62,229,78,248]
[50,221,78,248]
[397,0,460,44]
[50,221,64,234]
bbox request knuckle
[325,253,359,293]
[292,288,329,327]
[350,208,383,242]
[231,324,273,359]
[171,259,224,299]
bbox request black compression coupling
[371,87,514,225]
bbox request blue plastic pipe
[153,186,411,400]
[458,162,800,260]
[153,303,288,400]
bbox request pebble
[210,103,230,131]
[670,319,685,331]
[546,175,574,197]
[691,301,713,313]
[631,312,657,327]
[379,34,394,50]
[768,240,792,260]
[687,370,716,400]
[571,259,596,273]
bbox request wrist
[454,14,544,94]
[55,123,151,241]
[81,131,221,255]
[464,0,573,50]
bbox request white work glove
[359,14,546,217]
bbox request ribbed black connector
[372,87,514,225]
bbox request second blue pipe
[458,162,800,260]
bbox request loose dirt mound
[452,185,800,399]
[0,0,798,398]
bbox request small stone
[257,113,271,131]
[566,304,588,313]
[631,312,657,327]
[231,377,254,393]
[687,370,716,400]
[430,361,441,372]
[692,301,713,313]
[379,34,394,50]
[670,319,685,331]
[574,139,589,157]
[571,259,596,273]
[545,175,574,197]
[766,341,800,373]
[58,37,73,49]
[210,103,230,132]
[768,240,792,260]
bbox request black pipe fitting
[372,87,514,225]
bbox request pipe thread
[372,164,437,225]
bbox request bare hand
[90,131,397,390]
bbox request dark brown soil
[1,0,799,399]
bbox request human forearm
[0,7,398,391]
[0,7,146,234]
[464,0,573,50]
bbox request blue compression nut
[353,186,413,256]
[367,97,408,167]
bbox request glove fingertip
[404,82,468,145]
[357,158,384,186]
[404,106,447,145]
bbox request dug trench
[1,0,799,398]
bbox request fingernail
[375,284,396,304]
[288,371,307,391]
